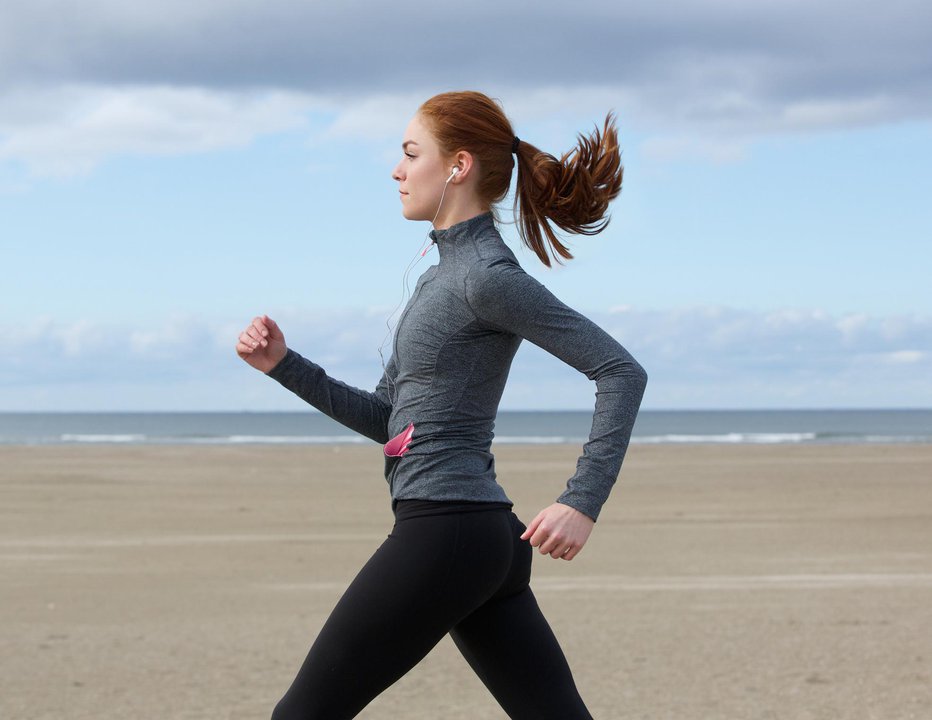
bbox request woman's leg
[271,509,514,720]
[450,513,593,720]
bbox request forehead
[402,114,436,148]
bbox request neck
[432,196,489,231]
[430,212,495,254]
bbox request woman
[237,90,647,720]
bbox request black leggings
[271,500,593,719]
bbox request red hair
[418,91,623,267]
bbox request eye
[404,152,415,159]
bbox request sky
[2,0,931,411]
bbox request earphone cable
[378,174,454,402]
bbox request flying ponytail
[513,115,622,266]
[418,92,623,267]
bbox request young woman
[236,90,647,720]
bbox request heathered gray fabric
[267,212,647,521]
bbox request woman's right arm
[236,315,393,444]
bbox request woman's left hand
[520,503,595,561]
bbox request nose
[392,159,404,182]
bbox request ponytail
[419,92,623,267]
[513,115,622,267]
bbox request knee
[270,696,300,720]
[269,698,287,720]
[272,693,333,720]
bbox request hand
[236,315,287,373]
[520,502,595,561]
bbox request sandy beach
[2,442,931,719]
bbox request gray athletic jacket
[267,212,647,521]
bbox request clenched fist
[236,315,288,374]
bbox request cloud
[879,350,926,365]
[0,84,317,176]
[1,0,930,175]
[4,306,930,410]
[5,1,930,106]
[600,306,932,407]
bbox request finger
[527,517,554,550]
[262,315,284,340]
[239,330,262,350]
[261,315,285,342]
[251,317,270,339]
[536,531,564,556]
[550,546,571,559]
[520,514,542,542]
[245,324,268,348]
[237,331,264,351]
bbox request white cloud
[881,350,926,365]
[1,0,930,174]
[128,315,225,358]
[639,135,750,164]
[3,306,930,410]
[781,95,901,131]
[0,84,318,176]
[322,93,425,142]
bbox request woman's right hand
[236,315,288,373]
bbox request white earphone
[446,167,460,183]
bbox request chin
[401,206,428,222]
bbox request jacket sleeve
[266,348,394,444]
[465,257,647,521]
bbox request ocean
[1,410,931,446]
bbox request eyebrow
[402,141,419,150]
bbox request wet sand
[1,443,931,719]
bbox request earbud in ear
[446,167,460,183]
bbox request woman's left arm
[465,258,648,559]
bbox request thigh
[450,515,593,720]
[272,511,512,720]
[451,587,592,720]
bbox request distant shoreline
[2,407,932,446]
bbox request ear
[449,150,476,182]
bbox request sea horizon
[2,408,931,446]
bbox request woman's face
[392,114,452,222]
